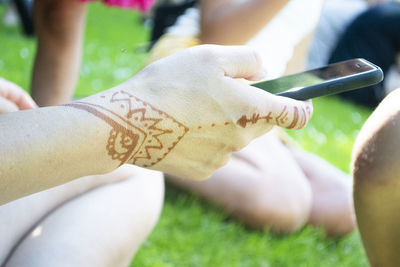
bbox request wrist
[69,82,189,169]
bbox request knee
[239,182,312,233]
[123,165,165,225]
[259,190,311,233]
[352,89,400,189]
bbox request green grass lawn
[0,3,372,266]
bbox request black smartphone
[251,58,383,100]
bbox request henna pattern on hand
[299,107,307,129]
[65,90,188,167]
[237,112,273,128]
[287,107,299,129]
[236,106,308,129]
[275,106,289,126]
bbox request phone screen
[252,59,380,97]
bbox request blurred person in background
[14,0,355,235]
[308,0,400,107]
[148,0,356,236]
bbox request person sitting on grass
[147,0,356,236]
[28,0,354,235]
[0,45,313,266]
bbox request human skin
[0,45,312,205]
[30,0,289,106]
[160,0,354,236]
[31,0,86,106]
[1,165,164,266]
[352,88,400,267]
[167,131,354,235]
[0,78,37,113]
[30,0,290,106]
[200,0,289,45]
[0,79,164,267]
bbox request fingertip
[291,101,314,130]
[29,98,39,109]
[17,94,39,110]
[265,94,314,130]
[306,100,313,118]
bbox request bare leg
[167,132,312,232]
[352,88,400,267]
[167,130,355,235]
[288,147,356,236]
[1,165,164,266]
[31,0,86,106]
[0,166,128,263]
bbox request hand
[132,45,313,179]
[0,78,37,114]
[75,45,313,180]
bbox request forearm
[0,84,133,204]
[200,0,289,45]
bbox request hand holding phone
[251,59,384,100]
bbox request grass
[0,3,372,266]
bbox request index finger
[228,80,313,130]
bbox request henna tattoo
[236,112,273,128]
[196,121,231,130]
[65,90,188,167]
[300,107,307,128]
[236,105,308,129]
[275,106,289,126]
[287,107,299,129]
